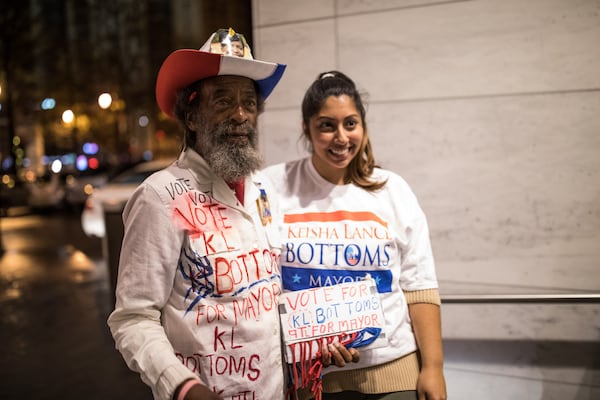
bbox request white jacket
[108,149,285,400]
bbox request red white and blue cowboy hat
[156,28,286,117]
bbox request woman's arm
[408,302,447,400]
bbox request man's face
[189,75,263,182]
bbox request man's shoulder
[261,158,305,184]
[142,162,214,205]
[143,162,187,186]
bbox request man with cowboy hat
[107,28,286,400]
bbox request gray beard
[194,119,263,182]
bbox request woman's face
[306,95,364,184]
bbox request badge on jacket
[256,186,272,226]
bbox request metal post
[102,200,127,306]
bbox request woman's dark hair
[301,70,386,191]
[173,79,265,150]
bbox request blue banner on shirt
[282,266,392,293]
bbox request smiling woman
[306,94,364,185]
[262,71,447,400]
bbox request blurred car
[64,168,110,209]
[81,159,173,238]
[26,171,68,211]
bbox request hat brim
[156,49,286,117]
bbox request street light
[98,92,112,110]
[61,109,83,152]
[98,92,127,156]
[62,109,75,125]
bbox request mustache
[215,121,257,137]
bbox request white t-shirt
[263,157,439,373]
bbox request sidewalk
[0,211,151,400]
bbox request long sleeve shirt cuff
[404,288,441,306]
[155,364,201,400]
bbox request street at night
[0,210,151,399]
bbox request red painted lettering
[196,303,227,325]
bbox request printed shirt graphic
[263,158,439,374]
[282,210,396,294]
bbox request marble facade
[252,0,600,398]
